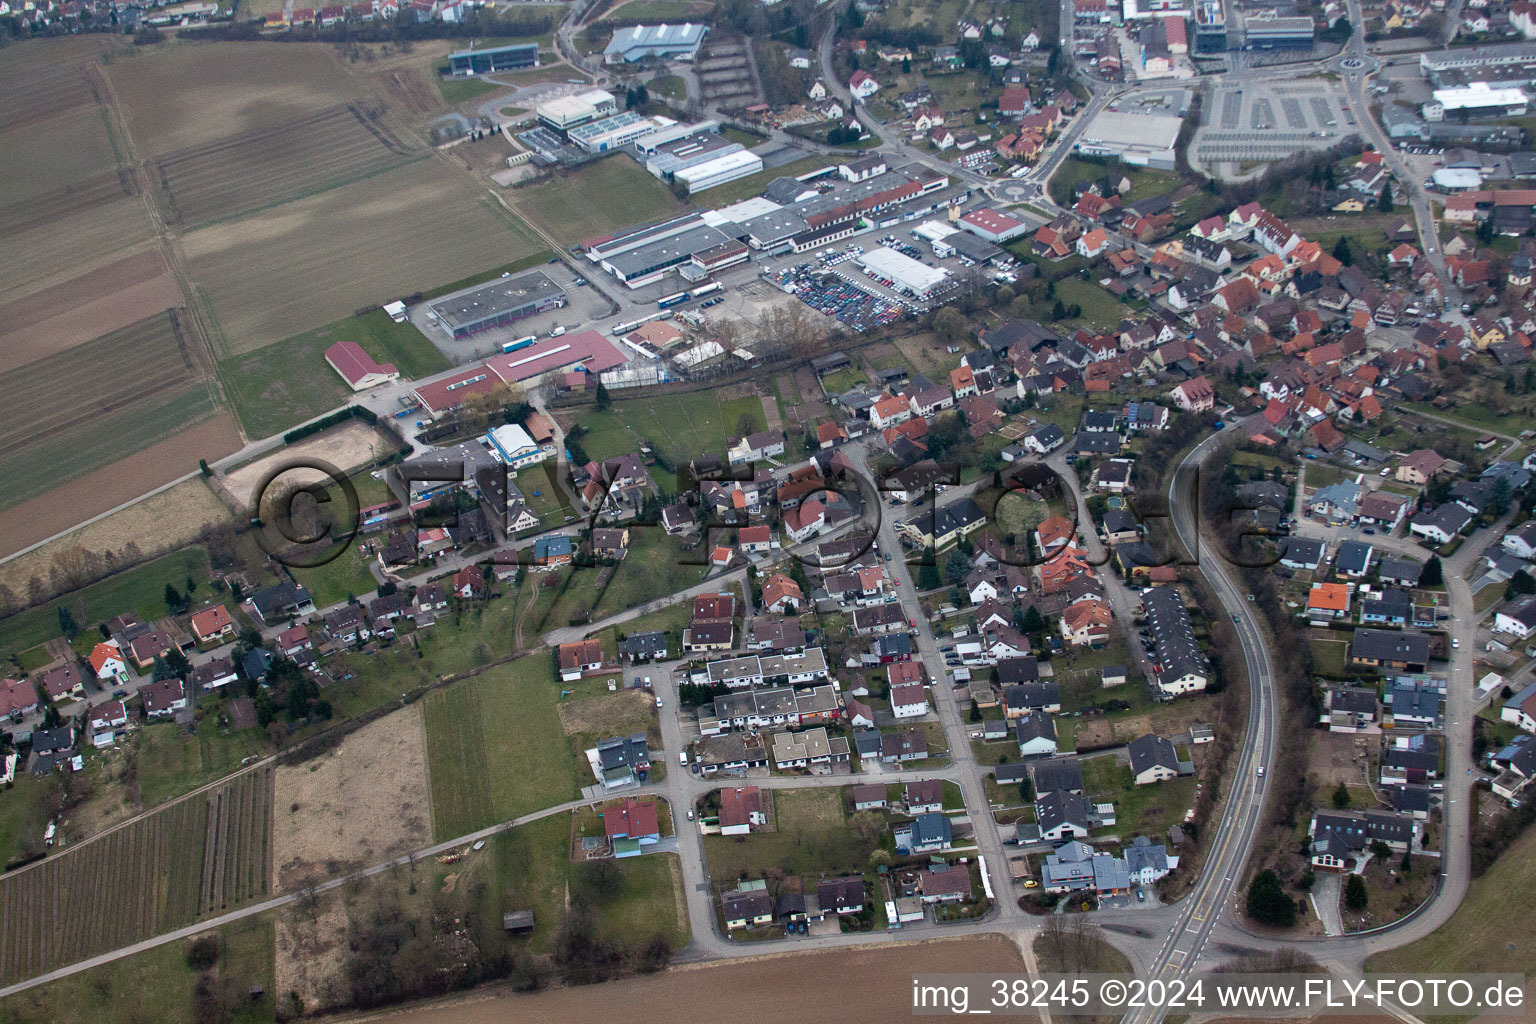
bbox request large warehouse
[603,23,708,63]
[857,246,950,299]
[675,149,765,193]
[483,331,628,385]
[448,43,538,76]
[1425,82,1530,121]
[1075,109,1183,168]
[536,90,618,131]
[427,270,568,339]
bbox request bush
[1247,869,1295,926]
[186,933,222,971]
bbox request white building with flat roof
[857,246,950,298]
[536,89,618,131]
[487,424,546,469]
[675,149,765,193]
[1075,109,1183,168]
[1425,82,1529,121]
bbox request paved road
[1121,423,1280,1024]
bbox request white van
[550,325,566,337]
[679,750,688,767]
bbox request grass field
[218,309,436,437]
[0,768,272,985]
[0,775,61,868]
[703,788,882,882]
[571,390,767,465]
[182,158,546,357]
[135,717,271,810]
[1080,755,1197,839]
[288,541,379,609]
[650,73,687,100]
[438,76,503,105]
[421,655,583,840]
[0,547,210,660]
[0,914,273,1024]
[544,530,710,628]
[509,156,687,246]
[1054,278,1127,330]
[152,104,421,228]
[1367,814,1536,979]
[695,156,841,209]
[1048,157,1181,208]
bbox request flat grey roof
[428,270,564,331]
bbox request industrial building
[857,246,950,299]
[426,270,567,339]
[568,111,664,153]
[957,207,1029,243]
[1425,82,1530,121]
[1075,109,1183,168]
[1420,42,1536,84]
[447,43,538,76]
[675,149,765,193]
[486,423,547,469]
[483,331,628,385]
[603,22,708,63]
[644,130,742,179]
[1193,0,1226,51]
[633,119,722,155]
[536,90,617,131]
[1242,15,1315,49]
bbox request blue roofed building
[894,812,953,854]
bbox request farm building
[448,43,539,76]
[426,270,568,340]
[324,341,399,391]
[603,23,709,64]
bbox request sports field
[0,768,272,985]
[421,656,583,841]
[508,155,687,246]
[182,159,546,356]
[153,103,422,228]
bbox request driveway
[1311,872,1344,936]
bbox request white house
[850,70,880,101]
[890,683,930,719]
[88,642,129,686]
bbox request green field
[288,541,378,609]
[601,0,714,20]
[438,75,503,105]
[0,774,60,867]
[421,655,582,840]
[219,309,449,439]
[461,813,688,957]
[511,156,687,246]
[1048,157,1181,208]
[576,390,767,465]
[695,155,842,209]
[545,529,709,629]
[702,788,883,882]
[0,547,211,659]
[0,917,273,1024]
[1367,816,1536,980]
[1054,278,1127,330]
[135,717,270,810]
[1080,754,1197,839]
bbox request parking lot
[1193,80,1357,164]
